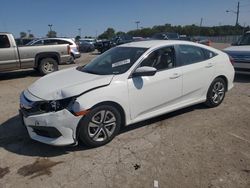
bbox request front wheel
[38,58,58,75]
[205,77,226,108]
[78,105,121,147]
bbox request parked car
[79,38,96,45]
[192,36,211,46]
[20,40,234,147]
[95,34,133,53]
[179,35,191,41]
[0,33,71,75]
[78,40,95,52]
[151,32,180,40]
[224,31,250,74]
[26,38,81,64]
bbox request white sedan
[20,40,234,147]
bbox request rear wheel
[67,54,75,64]
[205,77,226,108]
[38,58,58,75]
[78,105,121,147]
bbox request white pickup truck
[224,31,250,74]
[0,32,71,75]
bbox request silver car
[27,38,81,63]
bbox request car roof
[120,40,222,54]
[120,40,198,48]
[35,38,74,42]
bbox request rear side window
[178,45,206,65]
[33,40,43,45]
[44,39,58,45]
[202,48,217,59]
[56,40,72,45]
[0,35,10,48]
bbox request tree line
[18,23,250,40]
[98,24,250,39]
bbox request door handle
[205,63,214,68]
[169,73,181,79]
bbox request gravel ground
[0,45,250,188]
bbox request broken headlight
[39,97,74,112]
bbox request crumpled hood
[224,45,250,52]
[27,67,114,101]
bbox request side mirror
[132,66,157,77]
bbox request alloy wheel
[88,110,117,142]
[43,62,54,73]
[211,81,225,104]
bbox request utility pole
[199,18,203,36]
[78,28,81,37]
[236,1,240,26]
[199,18,203,27]
[135,21,140,30]
[226,1,240,26]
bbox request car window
[239,34,250,45]
[33,40,43,45]
[44,39,58,45]
[0,35,11,48]
[178,45,206,65]
[56,40,72,45]
[202,48,217,59]
[140,46,175,71]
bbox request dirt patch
[17,158,63,179]
[242,169,250,174]
[0,167,10,179]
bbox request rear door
[0,34,19,71]
[177,44,216,102]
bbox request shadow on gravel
[0,104,206,157]
[0,69,40,81]
[120,104,206,134]
[0,115,89,157]
[234,73,250,83]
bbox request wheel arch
[75,101,126,141]
[35,52,60,67]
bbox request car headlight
[39,97,75,112]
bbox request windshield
[80,47,147,75]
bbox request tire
[67,54,75,64]
[205,77,226,108]
[78,105,121,147]
[38,58,58,75]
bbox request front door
[128,46,183,122]
[0,34,19,71]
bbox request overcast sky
[0,0,250,38]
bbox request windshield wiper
[83,69,99,75]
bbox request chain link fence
[207,35,241,44]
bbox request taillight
[229,56,234,65]
[67,45,70,54]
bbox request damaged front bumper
[20,109,82,146]
[19,91,82,146]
